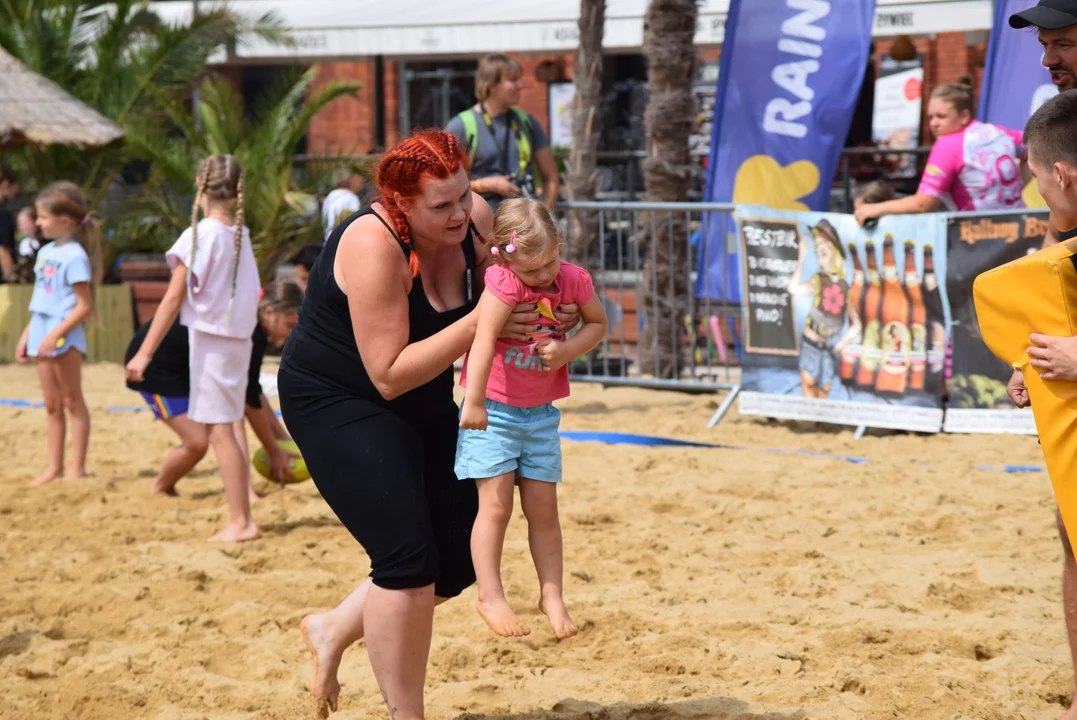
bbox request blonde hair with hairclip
[190,154,246,330]
[490,197,562,261]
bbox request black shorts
[278,372,477,598]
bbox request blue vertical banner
[705,0,875,212]
[697,0,876,303]
[979,0,1055,131]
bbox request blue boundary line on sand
[0,398,1045,474]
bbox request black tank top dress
[277,206,479,599]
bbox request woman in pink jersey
[855,74,1027,225]
[458,198,608,641]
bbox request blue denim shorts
[455,399,562,483]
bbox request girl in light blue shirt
[16,182,101,487]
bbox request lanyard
[480,103,521,176]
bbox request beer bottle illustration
[855,240,883,389]
[839,242,865,385]
[903,240,927,391]
[875,236,911,395]
[922,243,946,392]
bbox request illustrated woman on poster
[788,220,856,399]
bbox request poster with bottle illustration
[736,205,951,433]
[942,210,1049,434]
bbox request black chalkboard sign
[740,216,801,356]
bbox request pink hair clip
[81,214,90,225]
[490,231,518,256]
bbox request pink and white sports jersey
[918,121,1026,213]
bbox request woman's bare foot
[476,597,530,637]
[539,596,578,639]
[29,467,62,487]
[207,521,259,543]
[301,614,342,715]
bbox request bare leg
[206,422,258,542]
[1057,510,1077,720]
[54,350,89,481]
[519,478,577,639]
[800,370,819,399]
[364,584,434,720]
[232,417,259,505]
[152,415,209,495]
[30,358,64,486]
[472,473,529,637]
[301,581,454,714]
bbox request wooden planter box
[0,284,135,364]
[118,256,171,325]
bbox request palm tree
[639,0,699,378]
[0,0,288,195]
[565,0,605,267]
[126,68,361,278]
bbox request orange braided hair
[375,129,468,278]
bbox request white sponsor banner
[739,391,944,433]
[942,408,1038,435]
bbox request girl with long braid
[126,155,262,543]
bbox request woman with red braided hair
[277,129,580,717]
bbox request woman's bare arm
[339,217,477,401]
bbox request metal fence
[555,200,741,426]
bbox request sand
[0,361,1072,720]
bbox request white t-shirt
[166,218,260,339]
[322,188,361,240]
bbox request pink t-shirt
[166,218,261,339]
[918,121,1026,212]
[461,261,595,408]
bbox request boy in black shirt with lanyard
[124,281,302,497]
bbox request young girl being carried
[458,197,608,639]
[16,182,103,486]
[126,154,262,543]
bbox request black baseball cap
[1010,0,1077,29]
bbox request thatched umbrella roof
[0,46,124,150]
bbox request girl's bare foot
[476,597,530,638]
[539,596,578,639]
[248,489,260,505]
[64,469,89,482]
[301,614,342,715]
[207,522,259,543]
[1060,704,1077,720]
[151,477,180,496]
[29,467,62,487]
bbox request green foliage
[0,1,363,278]
[128,67,361,278]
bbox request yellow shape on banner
[973,238,1077,543]
[1023,177,1048,209]
[732,155,820,211]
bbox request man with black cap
[1007,5,1077,717]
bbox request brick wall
[306,61,375,155]
[873,32,986,145]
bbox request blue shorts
[140,392,189,421]
[27,313,86,358]
[455,399,562,483]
